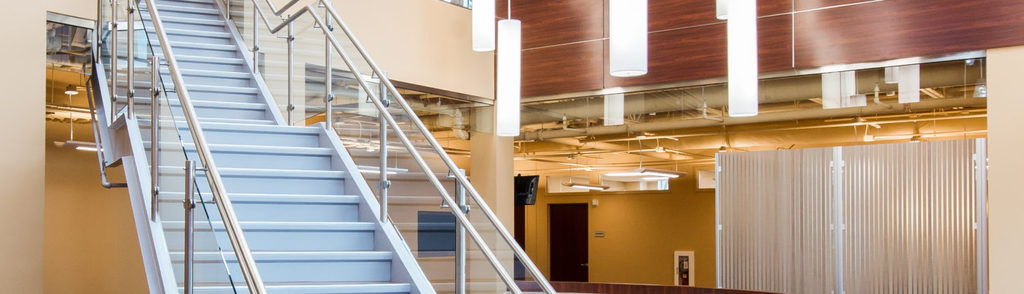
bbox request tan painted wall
[329,0,495,99]
[522,170,717,288]
[44,120,149,294]
[0,2,46,293]
[985,46,1024,294]
[47,0,97,20]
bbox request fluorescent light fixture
[604,93,625,126]
[605,168,682,179]
[641,177,669,181]
[897,64,920,104]
[716,0,728,20]
[471,0,495,52]
[565,182,610,191]
[863,134,875,142]
[53,140,99,152]
[726,0,758,117]
[64,85,79,95]
[495,19,521,136]
[609,0,647,77]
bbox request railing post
[378,103,390,223]
[454,169,467,294]
[252,5,259,73]
[286,18,294,125]
[109,0,118,123]
[183,160,197,294]
[126,0,135,119]
[151,55,161,222]
[323,7,333,131]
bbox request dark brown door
[549,203,588,282]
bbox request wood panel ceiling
[505,0,1024,98]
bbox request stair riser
[174,260,393,283]
[171,74,254,88]
[153,10,223,21]
[165,46,238,58]
[158,201,361,222]
[163,229,376,251]
[133,103,268,121]
[188,130,322,148]
[190,151,332,170]
[158,174,345,195]
[153,0,218,9]
[171,60,246,72]
[185,90,261,104]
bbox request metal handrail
[135,0,269,292]
[241,1,556,293]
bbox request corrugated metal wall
[716,139,987,294]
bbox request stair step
[159,192,360,204]
[162,221,376,232]
[157,0,217,5]
[149,15,225,27]
[117,96,265,110]
[140,117,276,126]
[162,221,377,251]
[160,54,243,65]
[190,282,411,294]
[160,166,346,179]
[170,251,393,262]
[153,3,220,15]
[177,68,252,79]
[167,42,237,52]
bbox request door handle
[580,263,589,267]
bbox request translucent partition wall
[716,139,987,294]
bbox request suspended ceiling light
[609,0,647,77]
[53,140,99,152]
[471,0,495,52]
[495,18,522,136]
[897,64,920,103]
[716,0,728,20]
[605,168,682,178]
[726,0,758,117]
[64,84,79,95]
[565,182,610,191]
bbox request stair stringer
[317,123,437,294]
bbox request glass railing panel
[132,1,247,292]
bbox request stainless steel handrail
[240,1,556,293]
[136,0,268,292]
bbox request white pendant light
[726,0,758,117]
[495,18,522,136]
[604,93,624,126]
[716,0,728,20]
[609,0,647,77]
[472,0,495,52]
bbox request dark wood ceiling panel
[794,0,1024,68]
[794,0,869,11]
[498,0,605,49]
[649,0,791,32]
[606,24,727,88]
[758,15,794,72]
[522,41,605,97]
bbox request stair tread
[173,68,252,79]
[166,42,237,51]
[170,251,393,261]
[139,117,276,125]
[158,54,243,64]
[159,166,346,178]
[162,221,376,231]
[144,15,224,26]
[189,282,411,293]
[116,96,265,109]
[152,3,220,14]
[159,192,361,204]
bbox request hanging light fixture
[472,0,495,52]
[726,0,758,117]
[64,84,79,95]
[716,0,728,20]
[897,64,920,103]
[495,1,521,136]
[974,59,987,98]
[604,93,625,126]
[609,0,647,77]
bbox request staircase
[93,0,555,293]
[96,0,432,292]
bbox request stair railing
[239,1,556,293]
[99,0,270,292]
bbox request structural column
[985,45,1024,293]
[470,106,516,283]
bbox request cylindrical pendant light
[495,18,522,136]
[726,0,758,117]
[716,0,728,20]
[472,0,495,52]
[609,0,647,77]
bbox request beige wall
[47,0,97,20]
[44,120,149,294]
[330,0,495,99]
[0,1,46,293]
[522,170,717,288]
[985,46,1024,294]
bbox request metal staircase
[89,0,555,293]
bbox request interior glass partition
[716,139,987,294]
